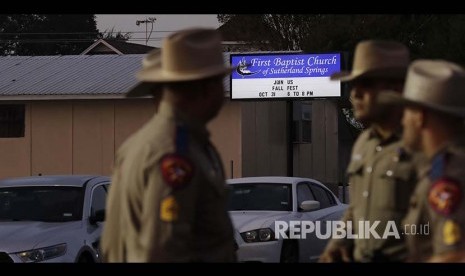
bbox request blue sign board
[230,53,342,100]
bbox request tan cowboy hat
[126,28,234,98]
[331,40,410,82]
[377,59,465,118]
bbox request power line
[0,38,164,44]
[0,31,179,36]
[0,37,166,42]
[136,17,156,45]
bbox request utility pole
[136,17,156,45]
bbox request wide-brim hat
[377,59,465,118]
[126,28,234,98]
[331,40,409,82]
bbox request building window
[0,104,25,138]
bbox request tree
[218,14,465,64]
[218,14,313,51]
[218,14,465,133]
[0,14,99,56]
[98,27,132,41]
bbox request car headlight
[16,243,67,262]
[240,228,275,243]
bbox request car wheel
[280,240,299,263]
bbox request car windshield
[228,183,292,211]
[0,186,84,222]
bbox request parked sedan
[0,175,110,263]
[227,176,348,263]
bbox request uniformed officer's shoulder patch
[443,219,461,245]
[160,154,194,189]
[160,195,179,222]
[428,178,462,216]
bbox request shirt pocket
[347,160,364,176]
[378,163,415,212]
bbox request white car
[227,176,348,263]
[0,175,110,263]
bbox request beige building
[0,98,241,179]
[0,55,242,180]
[0,54,354,196]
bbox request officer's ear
[417,108,427,128]
[403,106,425,130]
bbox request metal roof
[0,55,143,99]
[101,40,157,54]
[80,39,157,55]
[0,53,233,100]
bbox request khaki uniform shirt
[101,102,236,262]
[404,136,465,261]
[328,127,423,262]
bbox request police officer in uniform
[378,60,465,262]
[101,28,237,262]
[319,40,423,262]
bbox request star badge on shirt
[160,195,179,222]
[443,219,461,245]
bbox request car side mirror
[89,209,105,224]
[299,200,320,212]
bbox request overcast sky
[96,14,221,47]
